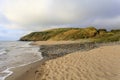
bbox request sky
[0,0,120,40]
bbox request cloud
[0,0,119,31]
[0,0,120,40]
[0,26,29,40]
[2,0,83,25]
[91,16,120,30]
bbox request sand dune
[35,45,120,80]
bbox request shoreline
[0,41,43,80]
[2,57,44,80]
[4,41,120,80]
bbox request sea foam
[0,41,42,80]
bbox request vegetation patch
[20,27,120,43]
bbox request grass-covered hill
[20,27,120,42]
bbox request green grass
[20,27,120,43]
[92,32,120,43]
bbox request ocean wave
[0,41,42,80]
[0,49,7,55]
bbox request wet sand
[5,58,45,80]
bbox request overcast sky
[0,0,120,40]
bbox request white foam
[20,42,32,48]
[0,49,7,55]
[1,56,43,80]
[0,68,13,80]
[0,41,42,80]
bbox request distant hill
[20,27,120,42]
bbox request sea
[0,41,43,80]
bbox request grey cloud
[1,0,120,30]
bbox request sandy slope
[31,40,90,45]
[35,45,120,80]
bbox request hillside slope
[20,27,120,42]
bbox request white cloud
[2,0,85,25]
[0,0,120,31]
[0,0,120,40]
[1,0,120,25]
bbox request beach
[0,41,43,80]
[37,45,120,80]
[5,41,120,80]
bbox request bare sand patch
[35,45,120,80]
[31,40,90,45]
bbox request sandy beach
[36,45,120,80]
[5,41,120,80]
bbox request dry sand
[31,40,90,45]
[6,41,120,80]
[35,45,120,80]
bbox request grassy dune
[92,29,120,43]
[20,27,120,42]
